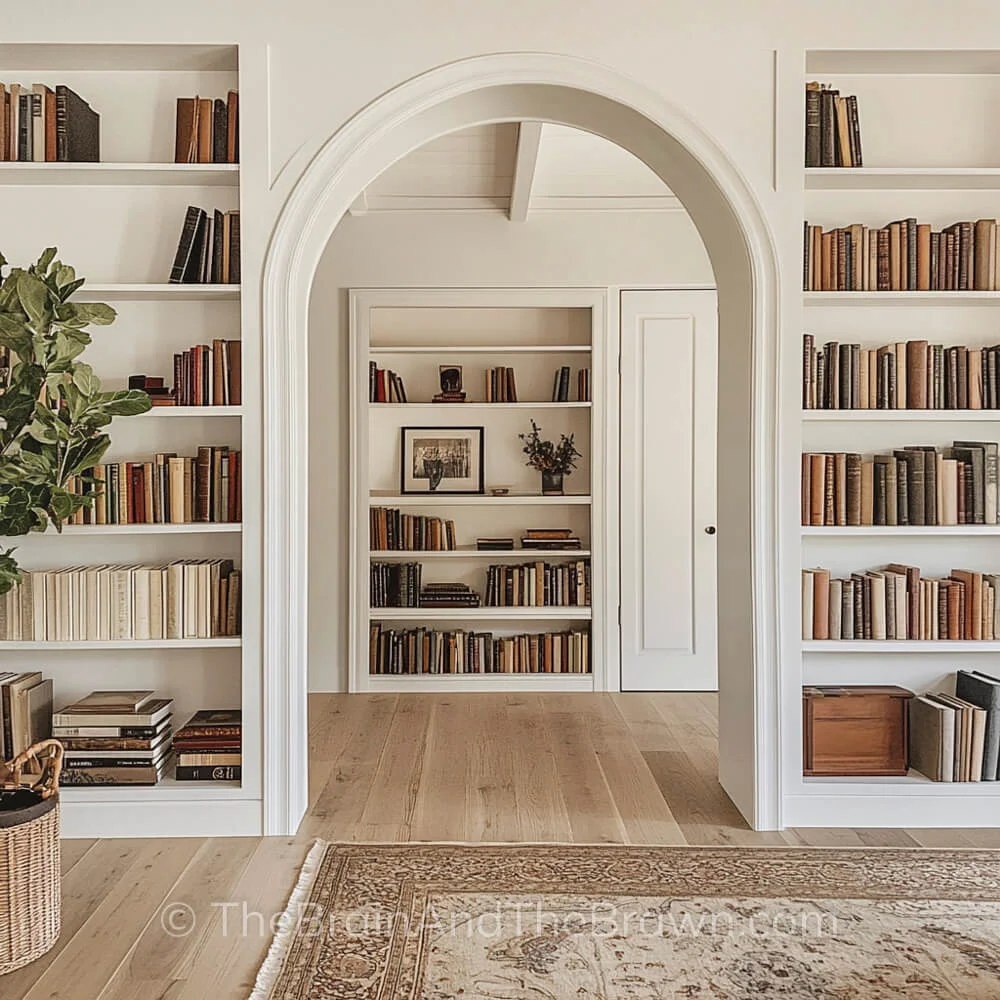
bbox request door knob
[704,525,716,535]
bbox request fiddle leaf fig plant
[0,248,152,595]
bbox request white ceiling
[352,123,683,217]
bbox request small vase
[541,470,564,496]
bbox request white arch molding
[261,52,783,836]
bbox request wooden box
[803,686,913,776]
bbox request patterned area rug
[250,842,1000,999]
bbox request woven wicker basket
[0,739,63,976]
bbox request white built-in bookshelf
[350,288,604,693]
[795,48,1000,827]
[0,43,259,837]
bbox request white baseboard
[61,798,263,838]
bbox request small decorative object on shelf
[803,563,1000,641]
[519,420,582,496]
[804,217,1000,292]
[173,709,241,782]
[804,82,863,168]
[0,249,152,596]
[433,364,467,403]
[169,205,240,284]
[0,83,99,162]
[400,426,484,495]
[0,738,63,975]
[489,487,510,496]
[175,93,239,164]
[803,686,911,776]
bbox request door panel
[620,289,718,691]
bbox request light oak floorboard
[10,692,996,1000]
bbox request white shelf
[0,42,238,72]
[74,283,240,301]
[371,548,591,559]
[804,640,1000,653]
[370,607,592,620]
[365,673,595,692]
[137,405,243,418]
[805,49,1000,76]
[803,409,1000,421]
[802,525,1000,536]
[805,167,1000,191]
[60,777,250,803]
[370,401,591,409]
[369,345,592,355]
[44,522,241,536]
[802,773,1000,795]
[0,638,242,650]
[0,163,239,187]
[804,291,1000,306]
[369,493,592,506]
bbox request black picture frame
[400,425,485,495]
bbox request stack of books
[0,672,52,759]
[419,582,480,608]
[484,367,518,402]
[370,508,456,551]
[0,559,241,641]
[173,709,241,781]
[174,94,238,163]
[520,528,582,551]
[63,447,241,525]
[128,375,174,406]
[0,83,99,161]
[801,442,999,526]
[804,218,1000,292]
[485,560,591,607]
[172,340,242,406]
[370,562,422,608]
[369,624,591,674]
[477,538,515,551]
[803,563,1000,641]
[54,691,173,786]
[369,363,407,402]
[804,82,863,167]
[802,335,1000,411]
[169,205,240,285]
[911,671,1000,782]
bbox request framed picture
[401,426,484,495]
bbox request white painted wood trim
[508,121,543,221]
[262,53,782,834]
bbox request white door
[620,289,718,691]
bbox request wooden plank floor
[9,692,1000,999]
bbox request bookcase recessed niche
[0,41,260,838]
[350,288,606,693]
[794,48,1000,827]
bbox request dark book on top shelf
[0,83,98,162]
[169,205,241,284]
[804,82,863,168]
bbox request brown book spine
[812,569,831,640]
[810,454,826,525]
[195,446,211,522]
[846,453,862,526]
[197,97,212,163]
[175,97,197,163]
[834,451,847,526]
[907,340,928,409]
[801,454,811,525]
[226,91,239,164]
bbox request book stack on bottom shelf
[173,709,241,781]
[55,691,174,786]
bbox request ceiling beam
[507,121,543,222]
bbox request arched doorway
[261,53,782,836]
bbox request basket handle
[9,739,63,799]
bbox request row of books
[0,83,99,162]
[803,218,1000,292]
[371,562,422,608]
[169,205,241,284]
[0,560,241,642]
[174,94,239,164]
[370,508,456,551]
[172,340,242,406]
[171,707,241,781]
[64,448,241,525]
[552,366,590,402]
[801,443,998,527]
[485,561,591,607]
[910,671,1000,782]
[803,336,1000,410]
[369,364,407,402]
[485,366,518,402]
[804,82,863,168]
[802,564,1000,641]
[368,625,592,674]
[0,672,51,761]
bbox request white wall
[308,209,712,690]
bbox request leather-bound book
[846,453,862,525]
[804,83,822,167]
[212,98,227,163]
[812,569,830,640]
[847,95,863,167]
[909,696,954,782]
[227,90,239,162]
[197,97,212,163]
[974,219,995,291]
[55,85,99,161]
[860,460,874,526]
[175,97,198,162]
[907,339,928,408]
[916,224,931,291]
[877,228,890,290]
[820,88,837,166]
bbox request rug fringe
[247,839,327,1000]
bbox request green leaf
[35,248,57,274]
[98,389,153,416]
[72,363,98,396]
[64,435,110,478]
[16,272,50,326]
[70,302,116,326]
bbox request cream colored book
[168,457,186,523]
[133,567,152,641]
[197,561,212,639]
[183,561,200,638]
[165,561,185,640]
[149,568,165,640]
[867,572,886,641]
[97,565,112,641]
[801,570,814,641]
